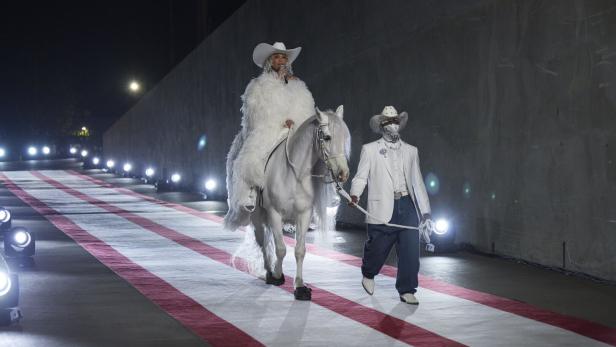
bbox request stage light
[205,179,217,191]
[4,227,35,257]
[0,208,11,232]
[123,163,132,172]
[27,147,37,156]
[0,148,5,158]
[81,150,88,158]
[434,219,450,235]
[0,209,10,224]
[145,167,155,177]
[69,147,77,155]
[0,271,10,297]
[129,80,141,93]
[42,146,50,155]
[92,157,100,165]
[106,160,115,169]
[170,173,181,183]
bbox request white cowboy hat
[252,42,302,68]
[369,106,408,134]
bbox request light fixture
[0,255,20,321]
[106,160,115,169]
[69,147,77,155]
[27,147,37,156]
[0,148,5,158]
[0,208,11,232]
[81,150,88,158]
[434,219,450,235]
[129,80,141,92]
[4,227,35,257]
[123,163,132,172]
[204,179,217,191]
[92,157,100,165]
[42,146,50,155]
[170,173,181,183]
[145,167,155,177]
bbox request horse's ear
[315,107,324,122]
[335,105,344,119]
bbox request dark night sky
[0,1,245,149]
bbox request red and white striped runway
[1,170,615,346]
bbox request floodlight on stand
[4,227,35,258]
[42,146,50,155]
[0,255,20,325]
[81,150,88,158]
[27,147,37,156]
[0,208,11,232]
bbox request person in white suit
[349,106,432,304]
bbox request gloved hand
[419,218,435,244]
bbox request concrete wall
[104,0,616,281]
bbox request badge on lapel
[379,148,387,158]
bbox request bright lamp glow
[434,219,450,235]
[106,160,115,169]
[13,230,31,247]
[170,173,181,183]
[145,167,155,177]
[0,209,10,223]
[42,146,51,155]
[0,148,5,157]
[129,81,141,92]
[123,163,132,172]
[0,271,11,297]
[28,146,37,156]
[81,149,88,157]
[92,157,100,165]
[69,147,77,154]
[205,179,217,191]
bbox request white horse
[249,106,350,300]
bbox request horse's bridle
[316,117,346,185]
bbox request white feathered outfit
[224,71,315,230]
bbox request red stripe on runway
[0,173,262,347]
[66,169,616,346]
[33,171,465,347]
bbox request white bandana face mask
[382,123,400,142]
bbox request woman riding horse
[225,42,315,231]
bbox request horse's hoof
[294,286,312,301]
[266,271,285,286]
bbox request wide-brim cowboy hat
[369,106,408,134]
[252,42,302,68]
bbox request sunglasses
[380,118,401,126]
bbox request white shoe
[362,277,375,295]
[399,293,419,305]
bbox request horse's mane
[289,110,351,232]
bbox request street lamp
[128,80,141,93]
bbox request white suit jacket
[350,139,431,224]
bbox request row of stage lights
[0,207,34,325]
[89,157,218,196]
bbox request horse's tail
[224,131,251,231]
[312,163,339,233]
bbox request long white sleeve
[350,145,370,198]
